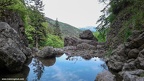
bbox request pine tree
[54,18,62,38]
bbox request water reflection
[38,58,56,66]
[32,58,44,81]
[27,54,108,81]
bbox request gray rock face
[106,44,128,71]
[37,46,64,58]
[106,31,144,80]
[79,30,97,40]
[95,70,116,81]
[119,69,144,81]
[0,22,28,72]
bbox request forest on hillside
[0,0,64,48]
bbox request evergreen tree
[54,18,62,38]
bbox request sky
[43,0,105,28]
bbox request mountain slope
[45,17,82,38]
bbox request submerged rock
[0,22,28,72]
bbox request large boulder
[37,46,64,58]
[79,30,97,40]
[0,22,28,72]
[95,70,116,81]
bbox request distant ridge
[79,26,96,32]
[45,17,82,38]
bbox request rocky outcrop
[105,31,144,80]
[0,10,28,47]
[0,22,31,72]
[37,46,64,58]
[63,30,106,58]
[64,30,98,47]
[95,70,116,81]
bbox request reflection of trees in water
[66,56,83,63]
[32,58,44,81]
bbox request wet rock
[0,22,27,72]
[95,70,116,81]
[119,69,144,81]
[79,30,97,40]
[128,49,139,59]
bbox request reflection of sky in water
[27,54,107,81]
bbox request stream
[1,54,108,81]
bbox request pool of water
[27,54,107,81]
[0,54,107,81]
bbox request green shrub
[45,34,64,48]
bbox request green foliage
[8,0,27,15]
[45,34,64,48]
[94,28,109,42]
[93,31,106,42]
